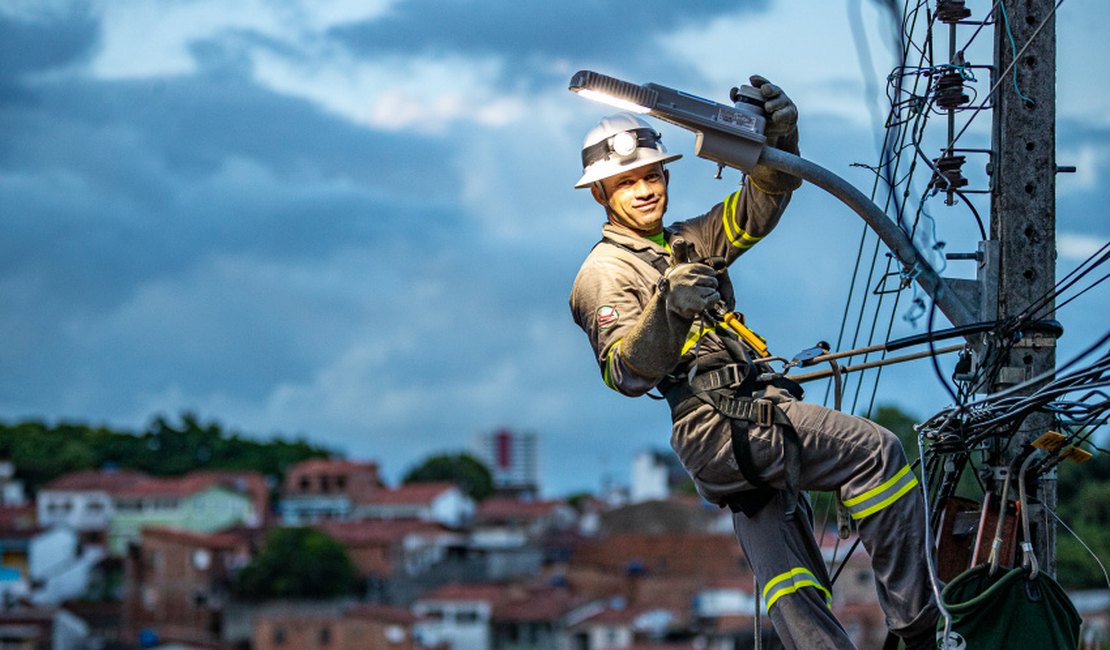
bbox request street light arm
[757,147,976,328]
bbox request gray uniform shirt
[569,181,792,501]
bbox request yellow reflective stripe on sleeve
[721,189,763,251]
[603,341,620,390]
[842,465,920,520]
[762,567,832,611]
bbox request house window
[456,609,479,624]
[273,628,285,645]
[299,477,310,492]
[319,627,331,645]
[47,500,73,514]
[86,501,105,513]
[336,475,347,490]
[423,608,444,621]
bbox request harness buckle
[721,364,746,389]
[754,399,774,427]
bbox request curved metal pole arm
[758,147,976,328]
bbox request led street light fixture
[569,69,767,173]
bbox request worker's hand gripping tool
[671,238,770,359]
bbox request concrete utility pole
[989,0,1057,575]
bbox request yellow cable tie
[1031,430,1067,452]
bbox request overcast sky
[2,0,1107,496]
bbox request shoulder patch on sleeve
[595,305,619,330]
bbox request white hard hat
[574,113,682,189]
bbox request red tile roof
[701,577,756,592]
[140,526,244,550]
[366,482,458,505]
[572,533,745,577]
[417,583,506,603]
[0,506,36,531]
[709,613,757,633]
[314,519,450,545]
[475,498,563,522]
[344,603,416,624]
[492,585,582,622]
[572,605,653,627]
[115,473,228,498]
[287,458,380,475]
[42,469,150,492]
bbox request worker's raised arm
[570,253,717,396]
[674,76,802,264]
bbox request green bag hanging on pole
[938,563,1082,649]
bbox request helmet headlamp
[580,127,663,168]
[611,130,639,157]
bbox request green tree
[871,405,922,464]
[1054,452,1110,589]
[233,527,358,600]
[403,453,493,501]
[0,412,333,494]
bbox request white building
[352,482,474,528]
[36,469,149,542]
[630,450,688,503]
[0,462,26,507]
[473,428,539,496]
[412,584,503,650]
[0,526,103,605]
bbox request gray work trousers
[681,394,939,649]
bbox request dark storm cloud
[0,8,97,100]
[0,72,458,303]
[0,6,467,416]
[330,0,769,79]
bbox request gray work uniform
[569,181,939,649]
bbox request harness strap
[665,367,803,519]
[719,396,803,519]
[598,234,671,275]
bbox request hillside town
[0,429,1105,650]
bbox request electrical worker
[569,76,939,649]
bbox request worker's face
[593,163,669,236]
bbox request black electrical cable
[952,189,987,240]
[1020,244,1110,322]
[1053,271,1110,316]
[827,0,932,408]
[928,294,962,406]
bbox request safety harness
[599,233,804,518]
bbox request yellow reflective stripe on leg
[842,464,920,520]
[721,189,763,251]
[762,567,833,612]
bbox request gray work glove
[661,263,720,319]
[620,264,719,379]
[748,74,803,193]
